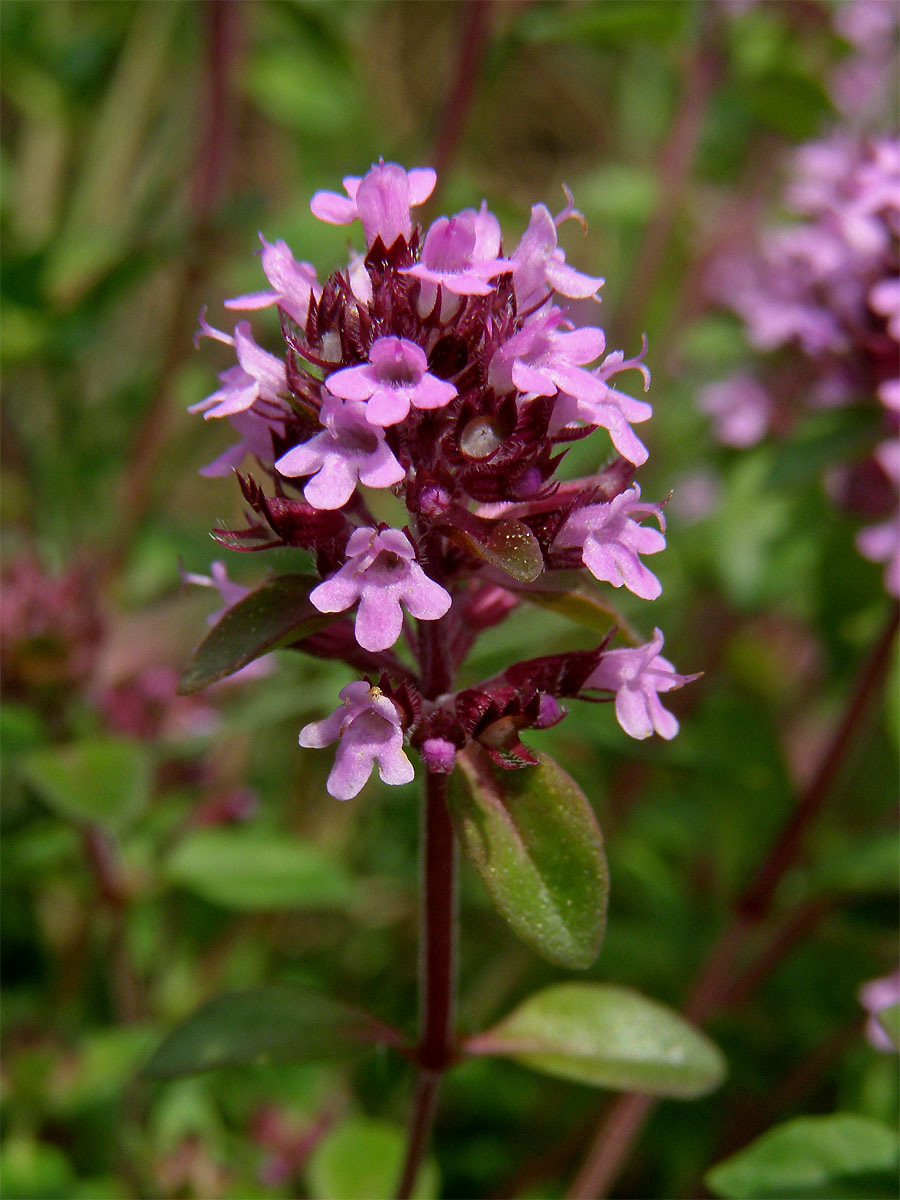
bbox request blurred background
[2,2,897,1197]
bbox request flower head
[192,161,692,795]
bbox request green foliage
[472,983,726,1098]
[20,737,150,831]
[145,988,394,1078]
[516,571,637,640]
[163,829,353,911]
[706,1114,900,1200]
[451,749,608,969]
[307,1116,439,1200]
[177,574,334,694]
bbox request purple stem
[430,1,493,204]
[395,619,459,1198]
[112,0,242,564]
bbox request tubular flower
[310,526,451,652]
[325,337,457,426]
[225,235,319,327]
[299,681,414,800]
[585,629,698,741]
[553,485,667,600]
[191,163,694,797]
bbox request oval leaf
[513,570,640,641]
[705,1114,900,1200]
[307,1117,439,1200]
[164,829,353,910]
[178,573,334,694]
[20,738,150,832]
[145,988,398,1078]
[452,519,544,583]
[451,747,608,969]
[468,983,726,1098]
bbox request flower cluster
[193,161,694,798]
[701,135,900,597]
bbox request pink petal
[407,167,437,205]
[303,455,358,509]
[615,686,653,740]
[400,565,452,621]
[355,591,404,651]
[310,190,358,226]
[310,572,362,613]
[325,364,378,402]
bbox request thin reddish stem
[430,1,493,203]
[396,619,459,1198]
[566,603,899,1199]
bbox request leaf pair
[145,981,724,1101]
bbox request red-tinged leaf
[450,746,607,968]
[178,573,335,694]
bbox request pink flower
[698,375,773,448]
[512,202,603,311]
[403,205,513,301]
[551,343,653,466]
[225,235,319,327]
[856,439,900,597]
[299,680,414,800]
[189,317,286,420]
[859,969,900,1052]
[586,628,697,740]
[325,337,457,426]
[274,399,405,510]
[554,485,666,600]
[198,406,286,477]
[310,526,451,652]
[488,307,607,407]
[310,160,437,249]
[181,561,250,624]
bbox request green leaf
[0,1136,75,1200]
[145,988,397,1079]
[705,1114,900,1199]
[875,1004,900,1051]
[20,738,150,832]
[451,747,608,969]
[307,1117,439,1200]
[177,573,334,694]
[515,571,639,640]
[468,983,726,1098]
[809,833,900,896]
[450,518,544,583]
[164,829,353,911]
